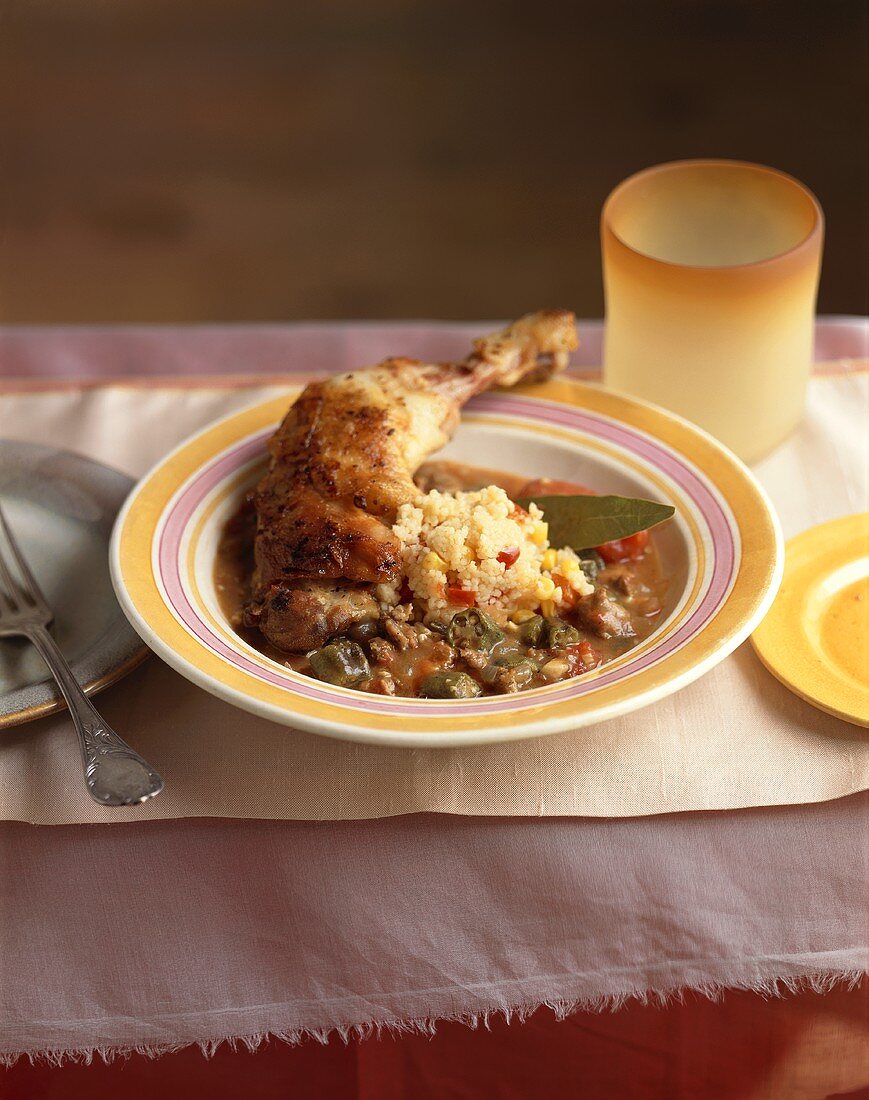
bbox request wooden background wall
[1,0,865,323]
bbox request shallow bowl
[111,378,782,747]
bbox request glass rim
[601,158,824,272]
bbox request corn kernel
[540,599,556,618]
[422,550,447,572]
[560,558,580,575]
[537,576,556,599]
[510,608,537,624]
[530,522,549,546]
[541,548,557,571]
[540,658,570,681]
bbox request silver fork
[0,502,163,806]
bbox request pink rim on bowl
[159,400,729,715]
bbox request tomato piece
[519,477,596,497]
[551,572,578,606]
[446,585,476,607]
[566,641,602,673]
[497,546,520,567]
[597,529,650,563]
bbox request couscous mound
[377,485,594,621]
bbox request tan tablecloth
[0,347,867,824]
[0,323,867,1068]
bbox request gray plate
[0,440,148,728]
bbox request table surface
[0,318,867,1067]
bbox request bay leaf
[515,494,675,549]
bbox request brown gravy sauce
[214,460,668,693]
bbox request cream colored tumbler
[602,160,823,463]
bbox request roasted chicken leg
[246,310,578,652]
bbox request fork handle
[26,626,164,807]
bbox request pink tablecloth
[0,319,867,1064]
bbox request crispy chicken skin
[246,310,578,652]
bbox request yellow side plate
[752,513,869,727]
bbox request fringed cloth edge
[3,968,865,1068]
